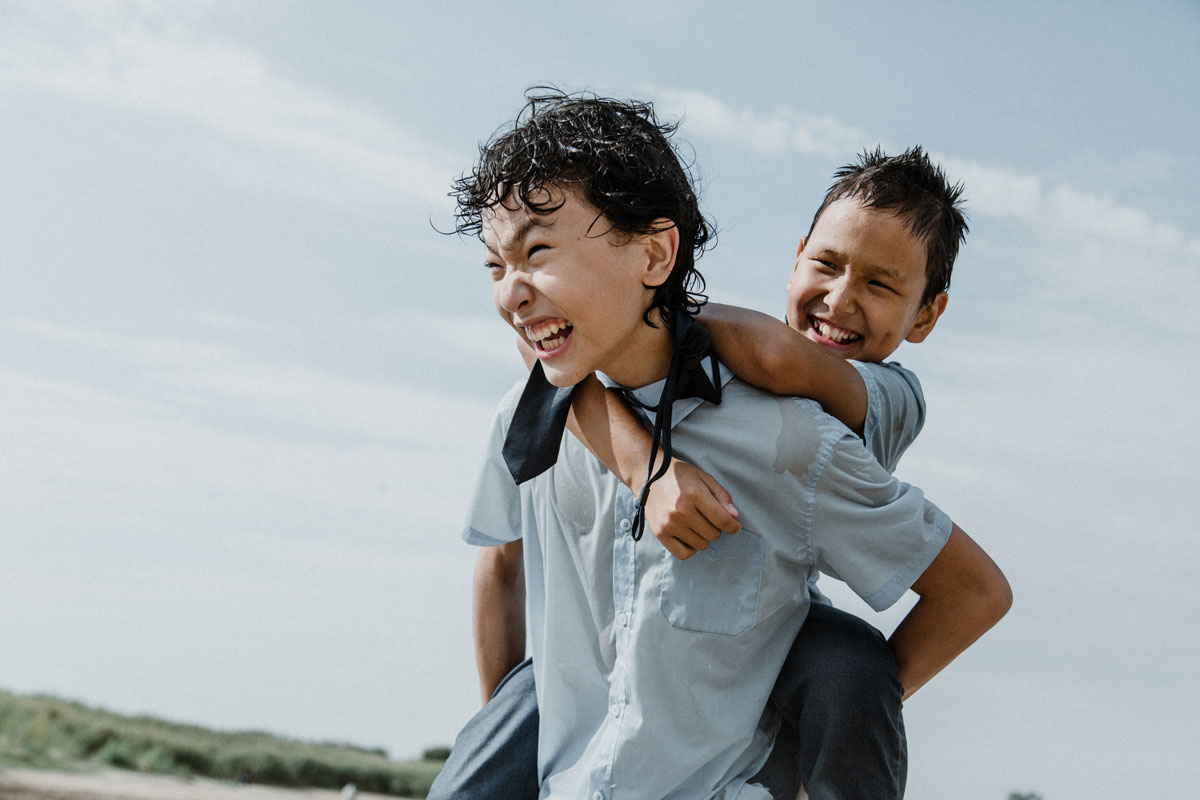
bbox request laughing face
[483,184,676,388]
[785,197,947,363]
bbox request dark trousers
[427,603,905,800]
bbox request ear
[905,292,948,343]
[786,238,807,295]
[793,237,807,271]
[640,219,680,288]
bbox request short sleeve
[850,360,925,473]
[810,433,951,611]
[462,386,524,547]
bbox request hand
[646,460,741,560]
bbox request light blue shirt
[804,359,927,605]
[852,360,926,474]
[464,361,951,800]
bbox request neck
[601,310,675,389]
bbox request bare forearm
[699,303,867,433]
[888,583,1010,700]
[472,542,526,704]
[888,524,1012,700]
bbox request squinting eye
[528,244,548,258]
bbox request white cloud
[936,155,1043,220]
[5,318,497,451]
[0,0,459,213]
[646,86,867,157]
[1042,184,1191,248]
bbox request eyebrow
[809,246,904,283]
[483,215,553,256]
[868,263,904,283]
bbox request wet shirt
[464,362,951,800]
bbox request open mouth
[526,319,573,353]
[810,316,862,346]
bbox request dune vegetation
[0,688,444,797]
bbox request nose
[494,267,533,314]
[822,274,857,314]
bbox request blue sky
[1,2,1198,798]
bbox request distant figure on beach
[340,782,357,799]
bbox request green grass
[0,688,445,797]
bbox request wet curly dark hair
[452,88,715,328]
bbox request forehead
[481,184,600,249]
[481,200,549,249]
[809,198,928,278]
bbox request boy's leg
[426,657,540,800]
[770,602,907,800]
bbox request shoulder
[498,377,527,415]
[720,375,841,423]
[851,360,927,469]
[851,360,924,404]
[712,376,855,464]
[486,378,528,433]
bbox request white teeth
[815,319,859,343]
[527,320,571,346]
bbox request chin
[541,364,585,388]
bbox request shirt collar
[597,359,734,430]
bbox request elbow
[992,571,1014,623]
[754,340,796,395]
[975,568,1013,631]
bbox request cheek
[492,288,509,321]
[793,288,821,316]
[786,276,810,303]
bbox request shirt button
[618,612,628,627]
[610,704,621,718]
[592,793,604,800]
[619,518,632,532]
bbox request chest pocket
[659,530,765,637]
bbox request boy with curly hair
[430,91,1009,800]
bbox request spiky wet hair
[452,88,715,327]
[807,146,968,307]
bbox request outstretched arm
[699,303,869,435]
[887,523,1012,700]
[514,338,740,559]
[473,540,526,705]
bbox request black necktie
[500,359,577,485]
[500,309,722,540]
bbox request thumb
[700,471,738,518]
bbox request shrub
[422,746,451,761]
[0,688,442,797]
